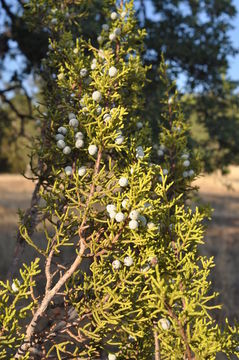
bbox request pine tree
[0,1,238,359]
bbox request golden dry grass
[195,167,239,323]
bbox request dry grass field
[0,168,238,326]
[195,168,239,323]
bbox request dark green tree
[136,0,239,172]
[187,78,239,173]
[140,0,237,89]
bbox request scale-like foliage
[0,1,238,359]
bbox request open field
[195,168,239,323]
[0,169,238,325]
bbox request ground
[0,169,238,324]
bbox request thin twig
[45,246,55,293]
[15,148,103,357]
[0,0,15,20]
[15,238,86,358]
[0,91,33,122]
[154,324,160,360]
[166,305,193,360]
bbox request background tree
[138,0,239,173]
[187,79,239,173]
[0,0,238,173]
[141,0,237,89]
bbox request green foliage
[146,0,237,88]
[0,0,238,173]
[184,79,239,173]
[141,0,239,174]
[0,259,40,359]
[0,91,39,173]
[0,1,238,359]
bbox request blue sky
[1,0,239,94]
[228,0,239,81]
[140,0,239,84]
